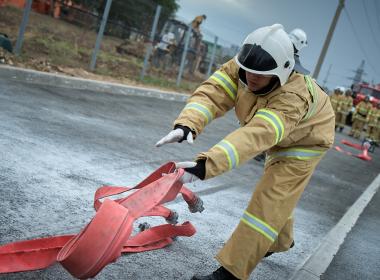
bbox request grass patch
[0,6,205,94]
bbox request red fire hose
[0,162,203,279]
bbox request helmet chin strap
[238,68,281,96]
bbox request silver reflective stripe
[303,76,318,120]
[255,109,284,143]
[215,140,239,169]
[241,211,278,242]
[210,71,237,100]
[267,148,324,162]
[184,102,213,124]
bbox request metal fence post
[176,24,192,87]
[140,5,162,80]
[207,35,218,77]
[14,0,33,56]
[89,0,113,71]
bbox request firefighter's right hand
[155,126,194,147]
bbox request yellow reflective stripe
[241,211,278,242]
[210,70,237,101]
[215,139,239,169]
[267,148,324,162]
[255,109,284,143]
[184,102,214,124]
[304,76,318,120]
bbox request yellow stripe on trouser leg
[216,158,322,280]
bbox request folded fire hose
[0,162,204,279]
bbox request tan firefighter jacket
[174,59,335,179]
[367,107,380,127]
[353,101,373,121]
[330,93,343,112]
[338,95,353,114]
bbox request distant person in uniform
[191,15,207,33]
[335,88,353,133]
[152,32,176,70]
[330,87,344,130]
[288,28,309,75]
[349,96,373,139]
[366,103,380,142]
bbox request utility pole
[323,64,332,89]
[313,0,345,80]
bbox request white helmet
[167,32,175,40]
[235,24,295,86]
[334,86,344,93]
[288,28,308,52]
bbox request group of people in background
[330,87,380,143]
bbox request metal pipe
[89,0,113,71]
[140,5,162,80]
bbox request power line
[374,0,380,29]
[362,0,380,49]
[343,7,380,77]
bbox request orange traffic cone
[355,141,372,161]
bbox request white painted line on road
[290,173,380,280]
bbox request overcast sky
[175,0,380,90]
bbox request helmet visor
[237,44,278,71]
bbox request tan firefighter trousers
[335,112,346,129]
[350,119,366,138]
[216,157,322,280]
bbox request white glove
[175,161,200,184]
[155,128,194,147]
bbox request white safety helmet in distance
[288,28,308,52]
[167,32,175,40]
[334,86,344,93]
[235,23,295,86]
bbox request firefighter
[349,96,373,139]
[191,14,207,33]
[329,86,344,130]
[254,28,309,163]
[254,28,310,163]
[288,28,310,75]
[156,24,335,280]
[335,88,353,132]
[152,32,176,70]
[366,103,380,142]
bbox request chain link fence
[0,0,239,91]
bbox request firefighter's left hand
[175,162,200,184]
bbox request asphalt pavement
[0,74,379,280]
[321,180,380,280]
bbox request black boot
[264,240,295,258]
[191,266,239,280]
